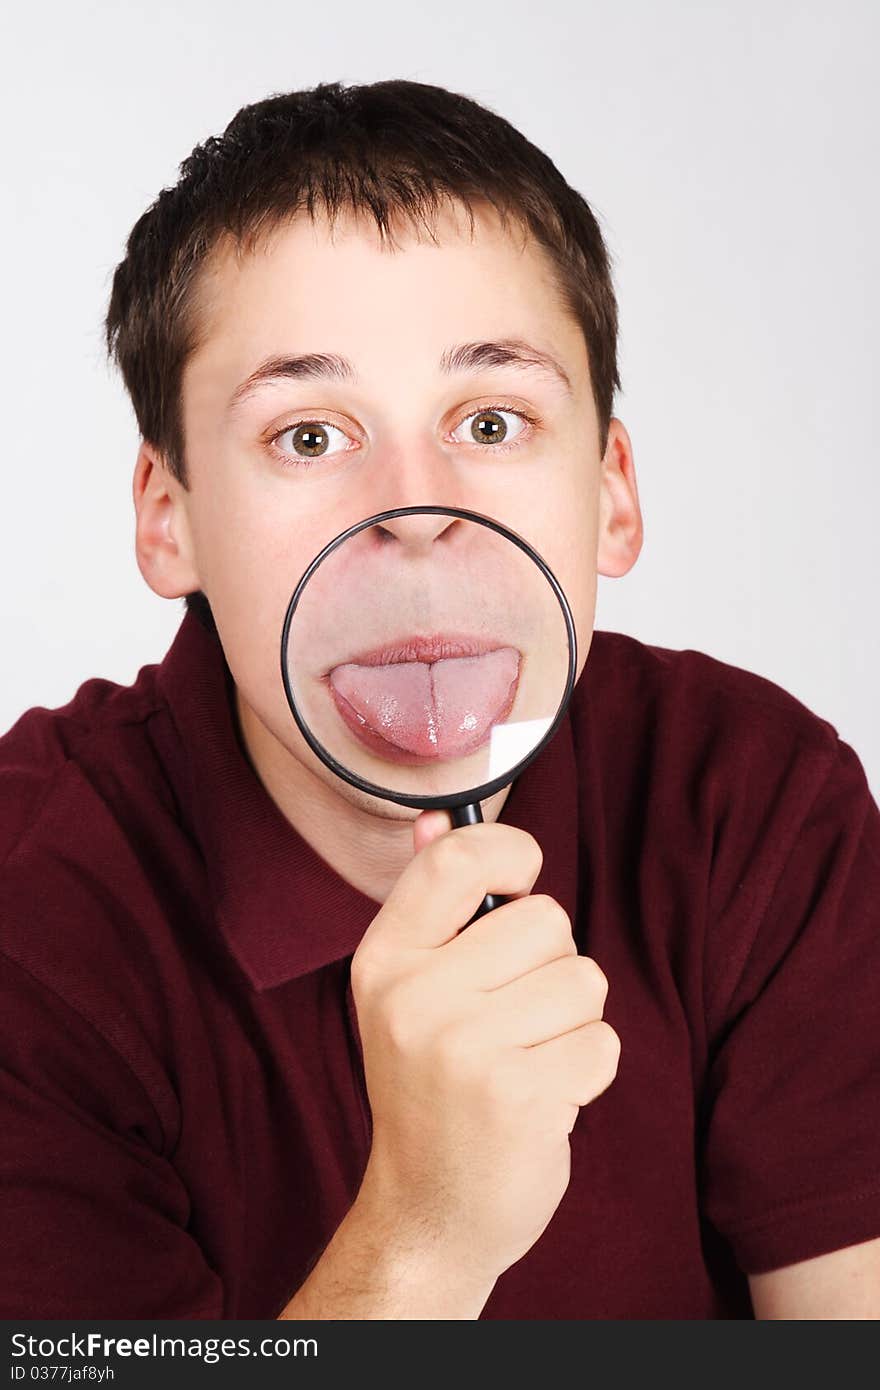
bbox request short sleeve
[0,951,225,1318]
[699,734,880,1275]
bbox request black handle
[449,801,509,925]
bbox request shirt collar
[157,608,581,992]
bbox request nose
[366,441,466,549]
[375,503,458,539]
[364,430,470,517]
[372,508,461,552]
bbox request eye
[265,402,539,470]
[450,405,536,451]
[267,420,353,465]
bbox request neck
[233,685,512,904]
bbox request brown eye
[289,422,331,457]
[450,406,532,451]
[470,409,508,444]
[268,419,353,466]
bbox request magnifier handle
[449,801,510,925]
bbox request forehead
[207,196,536,285]
[189,198,580,363]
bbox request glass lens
[282,510,573,800]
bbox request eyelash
[265,402,541,469]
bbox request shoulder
[0,662,185,1038]
[577,629,842,784]
[582,629,839,733]
[579,632,878,1007]
[0,661,188,1138]
[572,633,866,961]
[0,661,173,870]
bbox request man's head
[105,79,642,818]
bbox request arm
[0,952,224,1319]
[277,1168,498,1320]
[748,1235,880,1319]
[700,735,880,1298]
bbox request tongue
[329,647,520,759]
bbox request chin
[341,783,420,822]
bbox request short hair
[104,79,622,638]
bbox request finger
[367,822,544,951]
[524,1019,622,1107]
[412,809,453,856]
[481,953,609,1048]
[439,893,577,990]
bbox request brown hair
[104,79,622,635]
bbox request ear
[133,442,201,599]
[596,418,643,579]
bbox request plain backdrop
[2,0,877,794]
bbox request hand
[350,810,620,1284]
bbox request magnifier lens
[281,509,573,806]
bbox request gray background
[2,0,877,794]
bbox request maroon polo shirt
[2,608,879,1320]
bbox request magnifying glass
[280,506,577,927]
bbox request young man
[1,79,878,1321]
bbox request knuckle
[428,829,476,880]
[595,1020,621,1076]
[578,954,609,1007]
[533,894,574,947]
[568,1021,621,1106]
[520,831,544,880]
[380,975,423,1053]
[349,945,378,998]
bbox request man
[1,79,878,1319]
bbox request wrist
[349,1160,499,1316]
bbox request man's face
[171,200,627,807]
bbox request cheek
[519,488,598,669]
[187,480,319,686]
[521,482,597,584]
[194,474,312,607]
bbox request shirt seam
[0,945,172,1153]
[721,1176,880,1234]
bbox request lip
[324,639,522,766]
[328,632,505,671]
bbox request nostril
[369,511,462,548]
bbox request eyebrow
[226,338,573,415]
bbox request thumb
[412,808,454,857]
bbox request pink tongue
[329,647,520,758]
